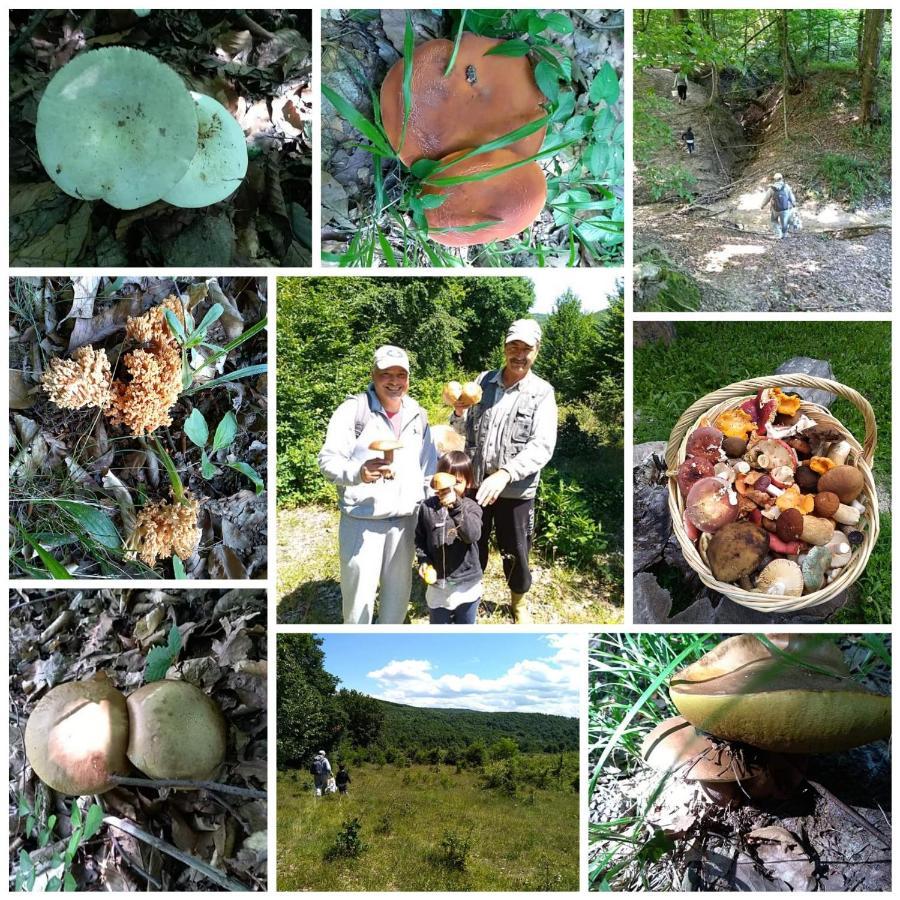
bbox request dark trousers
[429,598,480,624]
[478,497,534,594]
[685,140,694,154]
[677,84,687,101]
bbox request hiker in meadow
[415,450,484,624]
[311,750,332,797]
[336,764,352,796]
[681,126,695,155]
[448,319,557,624]
[761,172,799,239]
[673,69,688,104]
[319,345,437,624]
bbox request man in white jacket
[318,346,437,623]
[450,320,557,623]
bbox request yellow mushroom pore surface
[670,665,890,753]
[25,680,129,795]
[126,680,226,780]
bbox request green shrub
[324,817,366,861]
[814,152,887,205]
[438,827,474,870]
[643,164,698,202]
[534,468,606,569]
[634,97,673,163]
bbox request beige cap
[505,319,542,347]
[374,345,410,371]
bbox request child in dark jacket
[336,764,351,795]
[415,451,483,624]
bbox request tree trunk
[859,9,886,126]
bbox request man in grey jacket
[450,319,557,623]
[318,345,437,624]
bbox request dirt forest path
[635,68,891,312]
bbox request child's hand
[418,563,437,585]
[437,487,458,508]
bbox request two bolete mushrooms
[36,47,247,210]
[380,33,548,246]
[642,634,890,806]
[24,674,226,796]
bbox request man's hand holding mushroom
[360,457,392,483]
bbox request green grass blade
[444,10,467,76]
[375,226,398,266]
[322,84,394,157]
[183,364,268,395]
[151,436,185,503]
[398,15,415,154]
[16,526,72,578]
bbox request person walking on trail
[336,764,351,796]
[319,345,437,624]
[415,450,484,625]
[311,750,332,797]
[761,172,798,239]
[673,70,688,104]
[681,126,695,155]
[449,319,557,625]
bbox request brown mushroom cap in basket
[421,149,547,246]
[670,634,890,753]
[380,33,546,166]
[666,375,879,613]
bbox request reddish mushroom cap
[421,148,547,246]
[380,33,547,166]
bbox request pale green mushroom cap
[163,93,248,208]
[36,47,198,210]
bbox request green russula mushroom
[126,680,226,780]
[24,675,129,795]
[162,93,248,208]
[670,634,890,753]
[36,47,198,209]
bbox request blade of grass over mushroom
[194,314,267,376]
[428,220,503,235]
[183,364,267,395]
[588,637,706,796]
[752,633,857,680]
[151,436,185,504]
[321,84,394,158]
[443,10,468,76]
[413,115,550,180]
[397,15,415,154]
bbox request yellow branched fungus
[128,492,200,568]
[41,345,112,410]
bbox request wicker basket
[665,375,879,613]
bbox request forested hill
[376,699,578,753]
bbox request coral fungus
[128,492,200,568]
[41,345,112,410]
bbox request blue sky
[530,270,621,314]
[318,633,581,718]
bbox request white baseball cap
[505,319,542,347]
[374,345,410,372]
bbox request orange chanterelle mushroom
[380,33,547,166]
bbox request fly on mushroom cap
[162,92,248,208]
[25,674,129,795]
[36,47,199,210]
[380,33,547,166]
[669,634,891,753]
[420,149,547,246]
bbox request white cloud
[365,639,580,718]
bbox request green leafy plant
[643,163,698,202]
[15,799,104,891]
[144,623,183,683]
[438,826,474,870]
[183,408,263,493]
[324,817,367,861]
[322,10,623,267]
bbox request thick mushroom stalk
[669,634,891,753]
[368,439,403,480]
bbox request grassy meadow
[277,760,579,891]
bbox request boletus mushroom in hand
[380,33,546,166]
[25,674,129,795]
[126,680,226,780]
[420,149,547,246]
[368,439,403,479]
[669,634,891,753]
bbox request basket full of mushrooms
[666,375,879,612]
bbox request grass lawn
[633,320,891,622]
[277,762,579,892]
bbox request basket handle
[665,375,877,470]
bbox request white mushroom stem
[851,500,866,513]
[826,441,852,465]
[833,504,860,526]
[734,460,751,475]
[766,484,784,497]
[762,506,781,520]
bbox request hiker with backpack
[681,126,695,155]
[761,172,799,239]
[448,320,557,624]
[318,345,437,624]
[311,750,332,797]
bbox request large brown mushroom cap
[670,636,890,753]
[380,33,547,166]
[421,149,547,246]
[126,680,226,780]
[25,675,129,795]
